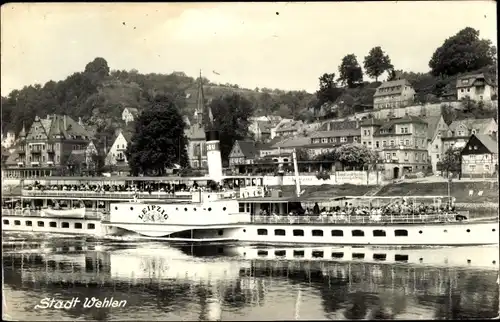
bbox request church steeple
[194,70,215,130]
[19,123,26,139]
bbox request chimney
[63,115,67,130]
[78,117,83,125]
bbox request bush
[316,172,331,180]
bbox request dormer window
[471,129,476,135]
[461,79,469,85]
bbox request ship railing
[252,212,471,225]
[21,190,191,200]
[1,208,104,220]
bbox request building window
[469,164,476,171]
[437,154,440,160]
[404,152,408,161]
[386,153,391,161]
[375,141,379,148]
[382,140,386,147]
[275,229,286,236]
[484,164,490,170]
[415,153,419,161]
[340,137,347,142]
[353,137,358,142]
[406,140,410,146]
[390,140,394,146]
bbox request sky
[1,2,497,96]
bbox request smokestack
[205,129,223,184]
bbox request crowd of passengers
[22,181,256,195]
[257,199,458,217]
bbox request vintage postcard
[1,2,498,321]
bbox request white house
[423,115,449,173]
[122,107,139,125]
[1,131,16,149]
[456,74,497,102]
[105,130,133,166]
[373,79,416,110]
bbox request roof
[360,118,384,127]
[256,121,272,133]
[319,120,358,131]
[309,128,361,139]
[473,134,498,154]
[234,140,257,159]
[448,118,495,133]
[256,137,283,150]
[373,116,427,136]
[272,136,310,149]
[125,107,139,116]
[373,79,412,98]
[274,120,303,133]
[456,73,496,89]
[43,115,91,140]
[422,115,443,140]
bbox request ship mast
[292,149,301,197]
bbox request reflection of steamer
[227,245,499,270]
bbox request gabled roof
[125,107,139,116]
[45,115,91,140]
[374,79,412,98]
[233,140,257,159]
[272,136,310,149]
[472,134,498,154]
[310,128,361,139]
[456,73,496,89]
[274,120,303,133]
[422,115,443,140]
[448,118,495,133]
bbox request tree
[209,93,254,163]
[429,27,496,77]
[436,147,462,177]
[363,46,394,81]
[294,148,310,161]
[314,73,343,112]
[336,144,379,170]
[338,54,364,88]
[125,95,189,176]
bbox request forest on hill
[2,26,497,142]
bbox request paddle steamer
[2,128,498,246]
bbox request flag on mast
[212,70,220,75]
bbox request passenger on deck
[313,203,320,215]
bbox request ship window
[184,208,188,211]
[293,229,304,236]
[332,252,344,258]
[193,208,197,211]
[257,229,268,235]
[208,207,212,211]
[218,230,223,236]
[87,223,95,229]
[395,254,409,261]
[38,221,44,227]
[312,229,324,237]
[352,253,365,259]
[352,229,365,237]
[14,220,21,226]
[25,220,32,226]
[395,229,408,236]
[130,207,133,211]
[373,229,386,237]
[331,230,344,236]
[312,251,324,258]
[3,220,9,225]
[373,253,387,261]
[275,250,286,257]
[49,222,57,227]
[466,229,470,233]
[257,250,268,257]
[75,223,82,229]
[274,229,286,236]
[293,250,304,257]
[62,222,69,228]
[223,207,227,211]
[115,207,118,210]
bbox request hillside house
[442,118,498,152]
[456,74,497,102]
[104,130,132,171]
[3,114,91,179]
[360,116,430,179]
[461,134,498,177]
[122,107,139,124]
[270,119,294,138]
[373,79,416,110]
[423,115,449,173]
[272,120,304,138]
[309,129,361,158]
[228,140,258,169]
[248,120,272,142]
[1,131,16,149]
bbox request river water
[2,233,499,321]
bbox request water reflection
[2,239,499,321]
